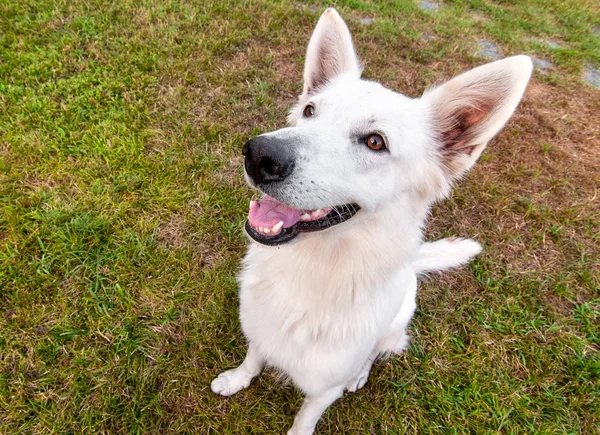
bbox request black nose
[242,136,295,185]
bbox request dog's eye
[303,105,315,118]
[365,134,386,151]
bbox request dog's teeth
[258,227,264,233]
[313,209,323,217]
[272,221,284,233]
[300,213,311,221]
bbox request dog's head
[244,8,532,246]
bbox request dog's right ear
[302,8,361,96]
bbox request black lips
[245,203,360,246]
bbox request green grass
[1,0,599,433]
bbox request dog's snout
[243,136,295,185]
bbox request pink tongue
[248,196,306,229]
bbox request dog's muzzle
[241,133,361,246]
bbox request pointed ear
[423,55,533,179]
[302,8,361,96]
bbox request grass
[1,0,598,433]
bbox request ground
[1,0,598,433]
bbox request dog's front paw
[345,358,374,393]
[287,427,313,435]
[345,371,369,393]
[210,368,252,396]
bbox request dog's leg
[345,350,378,393]
[211,344,264,396]
[375,274,418,356]
[287,385,345,435]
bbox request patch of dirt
[156,214,187,249]
[427,77,600,306]
[156,213,221,270]
[60,277,82,298]
[359,40,428,96]
[471,12,489,23]
[518,81,600,169]
[271,46,303,90]
[23,175,59,191]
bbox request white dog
[211,8,532,435]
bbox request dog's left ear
[423,55,533,180]
[302,8,361,96]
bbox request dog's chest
[237,242,410,366]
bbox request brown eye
[303,105,315,117]
[365,134,386,151]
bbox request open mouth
[245,196,360,246]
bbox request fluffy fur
[211,8,532,435]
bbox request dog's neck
[329,192,429,265]
[245,192,431,293]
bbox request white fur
[412,238,483,274]
[211,8,532,435]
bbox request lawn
[1,0,598,433]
